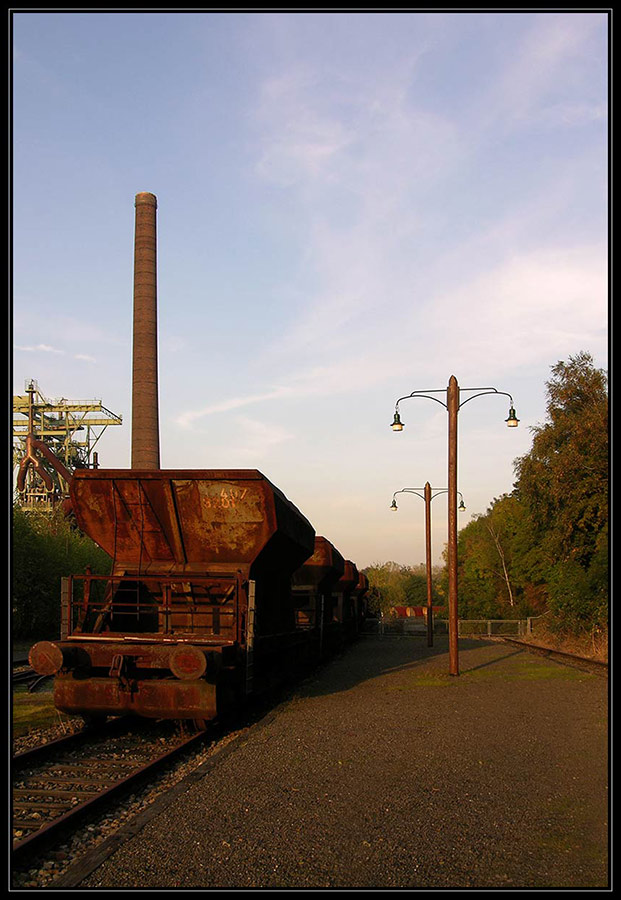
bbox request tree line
[364,352,608,641]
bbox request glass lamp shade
[391,411,404,431]
[505,406,519,427]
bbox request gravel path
[67,636,608,889]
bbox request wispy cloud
[176,386,295,427]
[233,415,294,460]
[244,15,607,399]
[16,343,98,363]
[250,56,459,365]
[175,235,607,428]
[419,244,608,378]
[16,343,65,354]
[482,13,607,132]
[254,68,354,188]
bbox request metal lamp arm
[394,391,448,412]
[424,488,465,504]
[392,488,465,504]
[393,488,426,502]
[458,388,515,410]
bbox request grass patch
[388,658,590,689]
[12,687,79,737]
[462,661,588,682]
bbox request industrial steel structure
[13,380,122,507]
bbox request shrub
[12,505,111,640]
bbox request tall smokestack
[131,191,160,469]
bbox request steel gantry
[13,379,123,507]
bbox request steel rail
[12,666,53,691]
[12,718,132,770]
[502,637,608,674]
[12,725,209,863]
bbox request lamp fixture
[505,406,519,427]
[391,411,404,431]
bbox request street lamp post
[391,483,466,648]
[447,376,459,675]
[391,375,518,676]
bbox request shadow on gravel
[461,647,526,673]
[288,634,510,701]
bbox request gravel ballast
[52,635,609,889]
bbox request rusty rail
[12,666,52,692]
[502,637,608,675]
[12,724,208,863]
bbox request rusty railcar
[29,468,316,725]
[327,560,359,648]
[352,572,370,630]
[291,536,345,656]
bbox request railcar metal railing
[63,572,243,641]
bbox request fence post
[60,577,69,639]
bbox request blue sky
[12,10,609,569]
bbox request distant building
[388,605,441,618]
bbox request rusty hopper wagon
[330,560,360,644]
[352,572,370,631]
[30,467,316,725]
[291,536,345,654]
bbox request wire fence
[362,617,539,637]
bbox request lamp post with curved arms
[390,484,466,648]
[390,375,519,676]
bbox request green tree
[403,566,429,606]
[453,494,546,620]
[12,506,112,639]
[444,352,607,637]
[514,351,608,633]
[362,561,410,614]
[453,514,503,619]
[363,561,445,616]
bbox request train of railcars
[26,190,368,727]
[28,467,369,727]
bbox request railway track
[502,637,608,676]
[13,655,53,692]
[12,718,208,864]
[13,666,53,692]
